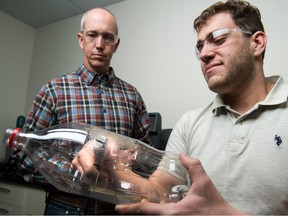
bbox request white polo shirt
[167,76,288,215]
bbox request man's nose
[199,42,215,60]
[95,36,105,47]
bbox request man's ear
[251,31,267,58]
[114,38,120,53]
[77,32,84,50]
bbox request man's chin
[207,79,225,94]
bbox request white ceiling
[0,0,126,28]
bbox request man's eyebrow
[84,29,96,33]
[197,31,212,44]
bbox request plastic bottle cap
[8,128,21,148]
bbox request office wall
[0,10,34,137]
[1,0,288,132]
[108,0,288,127]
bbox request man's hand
[115,154,248,215]
[71,140,108,183]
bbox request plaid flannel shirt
[10,64,151,184]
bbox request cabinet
[0,180,46,215]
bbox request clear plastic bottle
[2,122,189,204]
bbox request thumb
[179,153,207,182]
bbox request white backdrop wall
[1,0,288,135]
[110,0,288,127]
[0,10,34,139]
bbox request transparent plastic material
[2,122,189,204]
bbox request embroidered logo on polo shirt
[274,135,282,146]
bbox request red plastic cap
[8,128,21,148]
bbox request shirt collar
[76,64,115,86]
[212,76,288,114]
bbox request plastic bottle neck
[3,128,21,148]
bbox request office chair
[148,112,162,147]
[157,128,172,150]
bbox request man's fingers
[115,201,176,215]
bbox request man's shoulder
[45,71,79,85]
[175,102,214,126]
[183,103,214,117]
[114,76,138,90]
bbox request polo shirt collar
[212,76,288,114]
